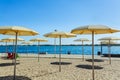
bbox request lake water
[0,45,120,55]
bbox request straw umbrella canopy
[54,29,57,57]
[0,26,38,80]
[30,38,48,62]
[71,25,120,80]
[21,41,33,56]
[1,39,12,53]
[1,37,24,42]
[98,37,120,64]
[21,41,33,45]
[99,40,116,55]
[1,37,24,53]
[44,31,76,72]
[101,40,117,44]
[74,38,90,61]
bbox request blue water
[0,45,120,55]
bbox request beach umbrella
[2,37,24,42]
[71,25,120,80]
[98,37,120,64]
[0,40,4,56]
[44,31,76,72]
[100,40,117,44]
[1,37,24,63]
[0,26,38,80]
[54,37,57,57]
[30,38,48,62]
[21,41,33,56]
[21,41,33,45]
[99,41,116,55]
[1,37,24,53]
[54,29,57,58]
[1,39,11,53]
[74,38,90,61]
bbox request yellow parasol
[1,37,24,53]
[100,40,117,44]
[21,41,33,45]
[71,25,120,80]
[74,38,90,61]
[21,41,33,56]
[98,37,120,64]
[30,38,47,62]
[44,31,76,72]
[0,26,38,80]
[99,40,117,56]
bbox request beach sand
[0,54,120,80]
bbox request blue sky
[0,0,120,45]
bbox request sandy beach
[0,54,120,80]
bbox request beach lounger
[7,53,19,59]
[7,52,13,59]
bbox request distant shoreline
[1,44,120,46]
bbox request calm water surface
[0,45,120,55]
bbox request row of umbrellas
[0,37,48,62]
[0,26,38,80]
[0,25,120,80]
[0,37,24,53]
[74,37,120,64]
[71,25,120,80]
[98,37,120,64]
[1,36,118,65]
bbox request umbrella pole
[82,41,84,61]
[38,41,40,62]
[59,36,61,72]
[101,42,102,54]
[13,41,15,52]
[108,40,111,64]
[54,29,57,58]
[27,45,28,56]
[92,31,95,80]
[13,32,18,80]
[6,42,8,53]
[12,41,15,63]
[54,38,56,58]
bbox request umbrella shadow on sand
[86,59,104,62]
[1,57,20,61]
[50,62,72,65]
[0,63,20,67]
[0,76,31,80]
[76,64,103,70]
